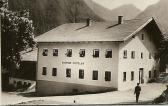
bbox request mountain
[8,0,104,36]
[85,0,141,21]
[137,0,168,34]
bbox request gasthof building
[35,16,162,96]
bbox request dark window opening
[66,68,71,77]
[42,67,47,75]
[141,34,144,40]
[79,49,85,57]
[66,49,72,57]
[131,51,135,59]
[53,49,58,56]
[52,68,57,76]
[43,49,48,56]
[123,50,127,59]
[79,69,84,79]
[93,49,99,58]
[93,70,98,80]
[105,49,112,58]
[131,71,134,81]
[141,52,143,59]
[149,71,151,78]
[123,72,126,81]
[105,71,111,81]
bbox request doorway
[139,68,144,84]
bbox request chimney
[118,16,123,24]
[86,18,91,26]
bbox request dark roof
[35,18,159,42]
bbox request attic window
[105,49,112,58]
[66,49,72,57]
[141,34,144,40]
[43,48,48,56]
[79,49,85,57]
[93,49,99,58]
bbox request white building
[35,17,162,96]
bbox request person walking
[134,83,141,103]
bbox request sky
[92,0,159,11]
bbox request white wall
[37,42,119,88]
[118,29,158,90]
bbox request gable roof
[35,18,162,42]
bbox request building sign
[62,61,84,65]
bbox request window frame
[131,71,134,81]
[79,69,84,79]
[141,52,143,59]
[93,49,99,58]
[53,48,58,56]
[66,68,71,77]
[131,51,135,59]
[123,50,127,59]
[149,71,151,78]
[52,68,57,76]
[42,67,47,75]
[105,71,111,81]
[92,70,98,80]
[123,72,126,81]
[42,48,48,56]
[105,49,112,58]
[141,34,144,40]
[79,49,85,57]
[66,49,72,57]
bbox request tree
[1,0,36,74]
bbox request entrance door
[139,68,144,84]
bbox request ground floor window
[93,70,98,80]
[105,71,111,81]
[123,72,126,81]
[66,68,71,77]
[52,68,57,76]
[42,67,47,75]
[79,69,84,79]
[131,71,134,81]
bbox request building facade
[36,17,162,95]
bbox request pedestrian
[134,83,141,103]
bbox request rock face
[137,0,168,34]
[85,0,141,21]
[8,0,103,36]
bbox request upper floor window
[123,50,127,59]
[141,52,143,59]
[131,71,134,81]
[123,72,126,81]
[131,51,135,59]
[53,49,58,56]
[79,69,84,79]
[66,49,72,57]
[92,70,98,80]
[141,34,144,40]
[52,68,57,76]
[105,49,112,58]
[42,67,47,75]
[149,53,152,59]
[42,48,48,56]
[66,68,71,77]
[105,71,111,81]
[79,49,85,57]
[93,49,99,58]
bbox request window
[66,68,71,77]
[131,71,134,81]
[105,49,112,58]
[79,69,84,79]
[52,68,57,76]
[66,49,72,57]
[149,53,152,59]
[53,49,58,56]
[42,67,47,75]
[123,72,126,81]
[42,49,48,56]
[79,49,85,57]
[123,50,127,59]
[105,71,111,81]
[141,34,144,40]
[131,51,135,59]
[149,71,151,78]
[93,49,99,58]
[141,52,143,59]
[93,70,98,80]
